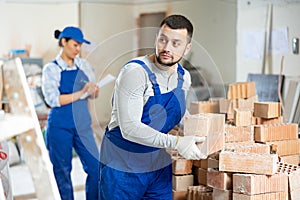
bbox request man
[99,14,206,199]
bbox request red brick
[233,173,288,195]
[254,123,298,142]
[225,125,253,143]
[253,102,281,119]
[219,151,278,175]
[190,100,219,114]
[212,188,232,200]
[172,157,193,175]
[232,192,288,200]
[172,174,194,191]
[207,169,232,190]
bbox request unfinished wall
[236,0,300,82]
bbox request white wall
[0,0,237,124]
[236,0,300,81]
[0,3,79,62]
[171,0,237,85]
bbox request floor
[9,156,86,200]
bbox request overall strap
[177,63,185,89]
[126,59,161,95]
[52,59,79,71]
[52,59,63,71]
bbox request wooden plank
[3,58,60,200]
[0,114,34,141]
[283,80,299,122]
[219,151,278,175]
[290,83,300,123]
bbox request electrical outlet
[292,37,299,54]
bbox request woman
[42,26,99,200]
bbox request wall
[0,3,79,62]
[236,0,300,82]
[172,0,237,85]
[0,0,237,125]
[79,3,136,125]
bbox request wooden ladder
[0,58,60,200]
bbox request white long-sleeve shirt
[108,55,191,149]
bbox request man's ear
[184,43,192,56]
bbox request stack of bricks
[253,102,282,125]
[217,101,300,199]
[219,82,257,121]
[172,156,194,200]
[171,81,300,199]
[253,102,300,166]
[172,112,225,200]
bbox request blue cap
[58,26,90,44]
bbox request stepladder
[0,58,60,200]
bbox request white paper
[242,29,265,61]
[269,27,289,55]
[96,74,116,88]
[80,74,116,99]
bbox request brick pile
[170,81,300,200]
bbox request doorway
[137,12,166,56]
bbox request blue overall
[46,60,99,200]
[99,60,186,200]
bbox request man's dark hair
[160,14,193,43]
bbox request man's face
[155,24,191,67]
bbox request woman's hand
[83,82,99,99]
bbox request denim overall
[46,60,99,200]
[99,60,186,199]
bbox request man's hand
[175,135,207,160]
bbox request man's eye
[173,42,180,47]
[159,38,167,43]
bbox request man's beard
[156,52,182,67]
